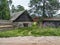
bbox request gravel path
[0,36,60,45]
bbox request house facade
[10,10,33,27]
[10,10,60,27]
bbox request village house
[10,10,33,27]
[43,18,60,27]
[0,10,60,29]
[32,16,60,27]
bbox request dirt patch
[0,36,60,45]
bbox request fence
[0,20,13,30]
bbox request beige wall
[13,22,33,27]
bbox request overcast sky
[12,0,60,10]
[12,0,30,10]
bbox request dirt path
[0,36,60,45]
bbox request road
[0,36,60,45]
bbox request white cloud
[12,0,30,10]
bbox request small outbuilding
[10,10,33,27]
[43,18,60,27]
[32,16,60,27]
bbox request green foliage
[29,0,60,18]
[8,0,12,6]
[11,5,16,13]
[11,5,25,13]
[17,5,24,12]
[0,27,60,37]
[0,0,10,20]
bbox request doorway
[23,23,28,27]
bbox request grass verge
[0,26,60,37]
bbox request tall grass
[0,26,60,37]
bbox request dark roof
[10,10,26,21]
[43,18,60,21]
[10,10,33,22]
[32,17,60,22]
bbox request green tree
[11,5,16,13]
[17,5,24,12]
[8,0,12,6]
[29,0,60,18]
[0,0,10,20]
[11,5,25,13]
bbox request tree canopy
[11,5,25,13]
[8,0,12,6]
[29,0,60,18]
[0,0,10,20]
[17,5,24,12]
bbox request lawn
[0,26,60,37]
